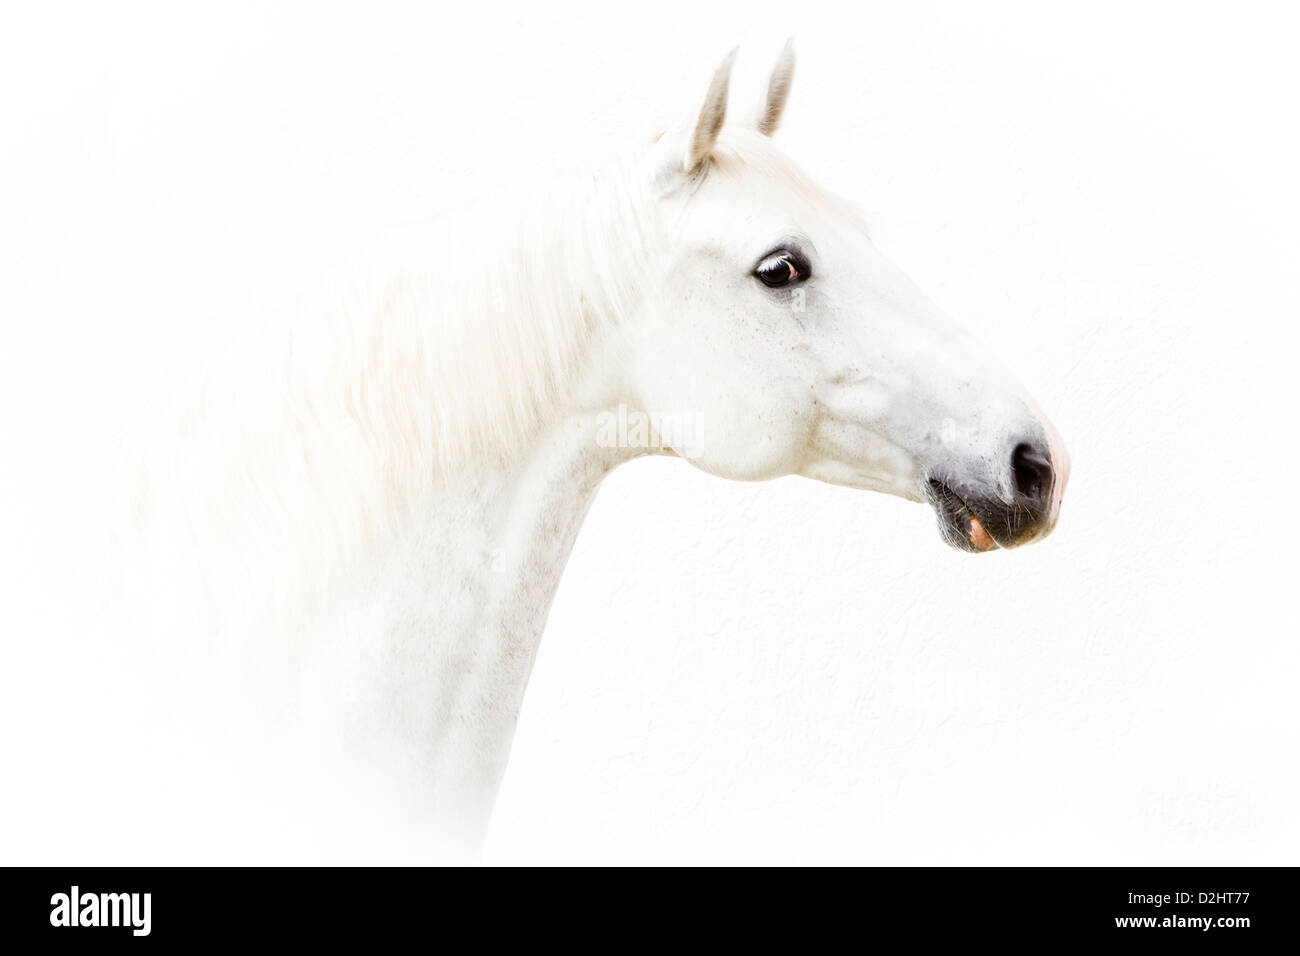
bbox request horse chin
[926,479,1001,554]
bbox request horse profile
[102,42,1068,858]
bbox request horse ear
[756,38,796,137]
[684,48,738,174]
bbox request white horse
[107,42,1068,857]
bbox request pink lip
[969,515,998,552]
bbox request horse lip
[926,478,1001,553]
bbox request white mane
[118,148,663,630]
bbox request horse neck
[122,258,652,859]
[111,153,664,856]
[285,179,661,841]
[299,366,643,844]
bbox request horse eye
[754,251,804,288]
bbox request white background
[2,1,1297,864]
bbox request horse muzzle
[926,439,1065,553]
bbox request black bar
[5,866,1294,944]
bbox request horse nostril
[1011,442,1053,511]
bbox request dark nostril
[1011,442,1053,510]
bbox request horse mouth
[926,479,1000,553]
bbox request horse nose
[1010,441,1054,515]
